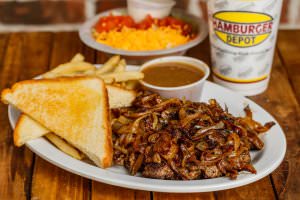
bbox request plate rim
[7,65,287,193]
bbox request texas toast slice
[12,84,135,147]
[1,77,112,168]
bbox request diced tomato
[121,16,135,27]
[94,14,135,32]
[93,14,195,37]
[157,17,168,27]
[136,15,154,30]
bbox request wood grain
[48,32,95,67]
[186,36,211,65]
[0,34,8,65]
[216,177,276,200]
[0,32,51,200]
[250,51,300,200]
[277,30,300,105]
[32,160,90,200]
[277,30,300,65]
[153,192,215,200]
[2,30,300,200]
[31,32,91,200]
[279,62,300,104]
[92,182,150,200]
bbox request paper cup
[207,0,283,96]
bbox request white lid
[129,0,176,7]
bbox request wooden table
[0,30,299,200]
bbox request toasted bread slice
[107,85,136,108]
[2,77,112,168]
[14,115,84,160]
[13,85,135,147]
[14,114,50,146]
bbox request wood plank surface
[92,182,150,200]
[0,34,8,65]
[250,50,300,200]
[153,192,215,200]
[277,31,300,200]
[31,32,91,200]
[1,30,300,200]
[277,30,300,65]
[186,37,211,65]
[280,62,300,104]
[216,177,276,200]
[0,32,51,200]
[277,30,300,105]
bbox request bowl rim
[79,8,208,56]
[139,56,210,91]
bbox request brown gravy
[142,62,205,87]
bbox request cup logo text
[213,11,273,48]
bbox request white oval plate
[8,65,286,193]
[79,8,208,57]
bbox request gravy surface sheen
[142,62,204,87]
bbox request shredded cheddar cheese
[93,26,190,51]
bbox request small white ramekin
[139,56,210,101]
[127,0,176,22]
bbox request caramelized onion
[130,154,144,175]
[112,91,275,180]
[131,114,151,134]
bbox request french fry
[114,59,126,72]
[125,80,140,90]
[45,133,84,160]
[81,69,96,75]
[71,53,85,63]
[102,77,115,84]
[120,82,126,88]
[98,71,144,82]
[55,69,96,78]
[43,62,96,78]
[95,55,120,75]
